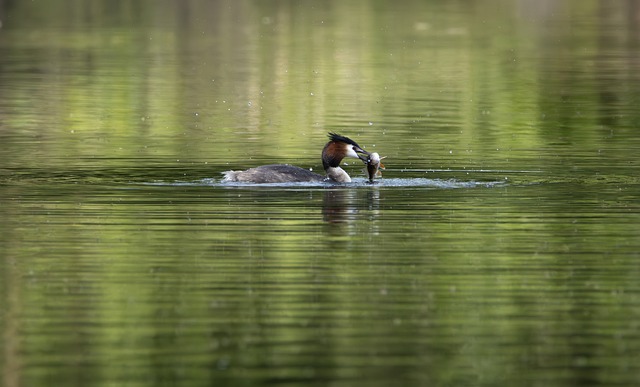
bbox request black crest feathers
[327,132,362,148]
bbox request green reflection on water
[1,0,640,386]
[1,0,639,174]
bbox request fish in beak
[355,146,370,162]
[366,152,386,183]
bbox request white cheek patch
[345,146,359,159]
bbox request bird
[222,132,370,183]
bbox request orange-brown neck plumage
[322,141,349,171]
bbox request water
[2,0,640,386]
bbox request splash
[180,177,505,189]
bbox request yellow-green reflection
[1,1,640,386]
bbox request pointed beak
[354,146,370,162]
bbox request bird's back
[222,164,326,183]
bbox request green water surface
[1,1,639,386]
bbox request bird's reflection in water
[322,187,381,227]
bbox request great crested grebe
[222,133,370,183]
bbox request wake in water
[147,177,505,189]
[140,167,521,188]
